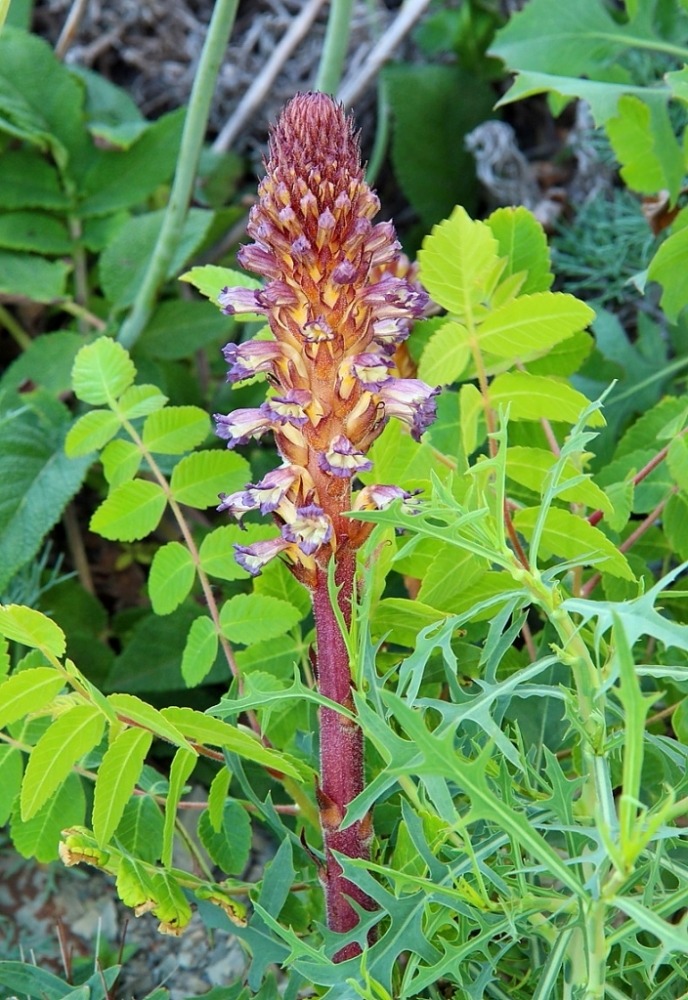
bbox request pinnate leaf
[490,372,605,425]
[148,542,195,615]
[486,205,553,294]
[117,384,168,419]
[220,593,301,645]
[92,727,153,846]
[606,95,683,202]
[0,667,64,728]
[142,406,209,454]
[72,338,136,406]
[418,321,469,386]
[0,605,65,657]
[513,507,634,579]
[90,480,167,541]
[181,616,218,688]
[65,410,120,457]
[21,704,105,820]
[170,450,250,509]
[107,693,195,750]
[476,293,594,359]
[418,206,499,316]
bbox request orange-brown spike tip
[268,92,362,182]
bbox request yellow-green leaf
[71,338,136,406]
[92,727,153,846]
[170,450,251,509]
[476,292,594,359]
[117,384,168,419]
[0,605,66,657]
[148,542,195,616]
[219,593,301,645]
[486,205,553,295]
[107,693,195,751]
[161,747,196,867]
[142,406,209,454]
[513,507,634,580]
[418,321,470,386]
[101,439,142,488]
[506,446,612,512]
[65,410,120,457]
[199,524,278,582]
[490,372,605,426]
[418,205,500,316]
[90,480,166,541]
[0,667,64,729]
[181,616,218,688]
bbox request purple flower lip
[347,352,392,387]
[214,407,274,447]
[302,316,334,343]
[331,260,358,284]
[361,275,429,321]
[318,434,374,479]
[377,378,440,441]
[234,537,290,577]
[249,464,303,514]
[218,286,266,317]
[260,389,311,426]
[282,504,333,556]
[217,488,257,521]
[353,484,421,511]
[222,340,285,383]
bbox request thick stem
[312,548,375,961]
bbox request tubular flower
[214,92,438,581]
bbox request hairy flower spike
[215,92,437,582]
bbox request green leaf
[648,225,688,322]
[78,108,185,217]
[417,321,469,386]
[219,593,301,645]
[235,637,302,681]
[181,615,219,688]
[524,330,593,378]
[21,704,105,820]
[668,436,688,492]
[101,439,141,488]
[604,480,634,533]
[65,409,120,457]
[100,209,215,310]
[198,800,251,875]
[207,768,231,832]
[0,746,23,825]
[606,94,680,199]
[0,211,72,254]
[373,598,448,647]
[253,558,311,619]
[0,331,83,397]
[490,372,605,425]
[161,747,197,868]
[71,338,136,406]
[459,382,484,457]
[613,896,688,957]
[139,299,232,359]
[416,549,486,613]
[486,206,553,295]
[107,692,194,750]
[114,794,163,864]
[384,64,494,226]
[148,542,196,615]
[506,446,612,512]
[11,772,85,863]
[0,964,75,1000]
[0,149,70,210]
[0,250,70,302]
[117,384,168,419]
[513,506,634,579]
[148,869,193,933]
[142,406,209,454]
[0,667,64,728]
[92,727,153,846]
[475,292,594,359]
[169,449,250,508]
[90,479,167,542]
[664,493,688,561]
[0,606,65,657]
[179,265,262,317]
[418,206,500,316]
[0,635,8,678]
[160,705,304,778]
[199,524,279,582]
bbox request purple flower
[303,316,335,343]
[248,465,303,514]
[217,489,257,520]
[377,378,439,441]
[218,286,266,316]
[360,275,429,321]
[222,340,285,383]
[318,435,373,479]
[260,389,311,426]
[282,504,332,556]
[214,408,274,447]
[363,222,401,268]
[234,537,291,577]
[354,484,421,511]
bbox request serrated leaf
[207,767,231,832]
[418,206,499,316]
[107,692,195,750]
[65,409,120,457]
[142,406,209,454]
[160,705,303,778]
[219,593,301,645]
[664,493,688,561]
[101,438,141,487]
[486,206,553,294]
[0,667,64,728]
[417,321,469,386]
[148,542,196,616]
[513,506,634,579]
[117,384,168,419]
[0,149,70,211]
[0,250,70,302]
[181,616,219,688]
[0,746,23,825]
[476,292,594,359]
[490,372,605,425]
[373,598,449,647]
[524,329,593,378]
[72,338,136,406]
[0,635,8,678]
[11,772,85,863]
[0,606,65,657]
[148,869,193,934]
[506,446,612,512]
[92,727,153,846]
[0,210,72,254]
[179,265,262,318]
[114,794,163,864]
[169,449,250,509]
[198,801,251,875]
[90,479,167,541]
[668,436,688,492]
[606,94,683,202]
[198,524,279,581]
[161,747,197,867]
[21,704,105,820]
[460,382,484,456]
[603,480,634,533]
[252,558,311,619]
[0,331,83,397]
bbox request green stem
[604,32,688,62]
[365,74,390,187]
[314,0,355,95]
[0,303,32,350]
[117,0,239,350]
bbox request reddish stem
[312,548,375,961]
